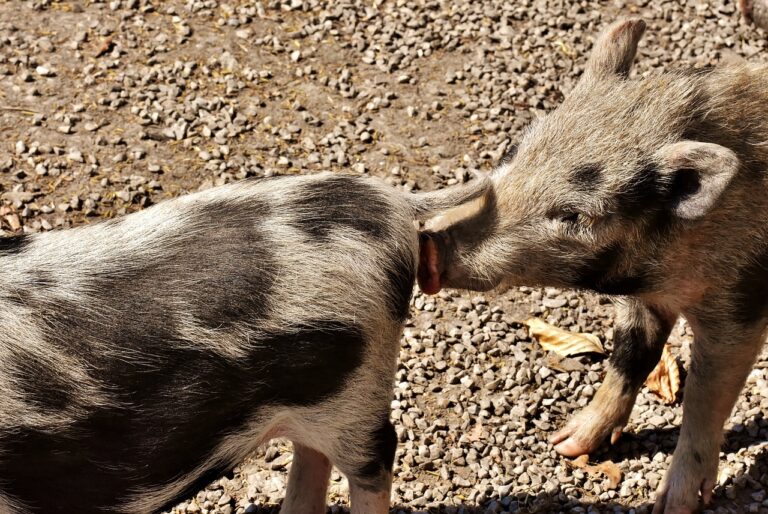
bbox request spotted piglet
[418,18,768,514]
[0,172,488,514]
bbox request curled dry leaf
[644,344,680,404]
[596,461,622,489]
[467,423,483,442]
[572,454,589,468]
[524,317,605,357]
[569,455,623,490]
[94,37,114,58]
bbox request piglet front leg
[551,298,676,456]
[653,320,764,514]
[550,369,643,456]
[281,443,332,514]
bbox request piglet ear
[656,141,739,220]
[583,18,646,81]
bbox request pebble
[542,297,568,309]
[67,150,84,163]
[0,1,765,513]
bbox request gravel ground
[1,1,768,513]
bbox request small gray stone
[35,65,53,77]
[542,297,568,309]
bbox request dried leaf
[571,454,589,468]
[94,37,114,58]
[556,40,578,58]
[596,461,622,489]
[569,455,623,490]
[467,424,483,442]
[524,318,605,357]
[644,344,680,404]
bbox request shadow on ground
[243,495,654,514]
[596,413,768,461]
[242,418,768,514]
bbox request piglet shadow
[593,412,767,462]
[244,493,653,514]
[242,416,768,514]
[583,412,768,512]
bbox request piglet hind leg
[280,442,332,514]
[653,320,765,514]
[334,417,396,514]
[348,479,392,514]
[551,299,676,457]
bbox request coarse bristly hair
[425,17,768,514]
[0,171,489,514]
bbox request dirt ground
[1,1,768,513]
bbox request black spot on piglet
[0,235,28,256]
[733,248,768,326]
[569,163,604,191]
[357,416,397,490]
[292,176,391,243]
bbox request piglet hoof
[549,427,615,457]
[549,416,625,457]
[651,499,697,514]
[652,451,717,514]
[652,479,714,514]
[550,432,591,458]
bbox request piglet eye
[548,209,595,229]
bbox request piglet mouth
[417,232,444,295]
